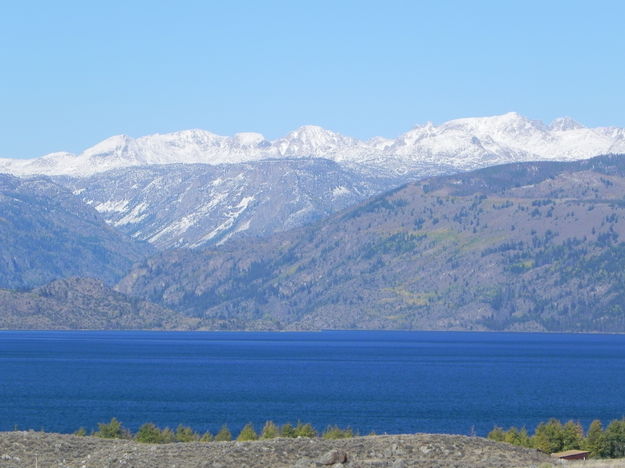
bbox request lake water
[1,330,624,436]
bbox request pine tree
[585,419,604,457]
[260,421,279,439]
[237,423,258,441]
[215,424,232,441]
[175,424,199,442]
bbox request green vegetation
[135,423,175,443]
[83,418,354,444]
[236,423,258,441]
[67,415,625,459]
[214,424,233,441]
[322,425,355,439]
[488,418,625,458]
[260,420,279,439]
[93,417,130,439]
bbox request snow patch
[332,186,351,197]
[95,199,129,213]
[114,202,149,226]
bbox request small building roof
[550,449,591,459]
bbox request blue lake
[1,330,624,436]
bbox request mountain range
[116,154,625,332]
[3,113,625,331]
[54,160,397,249]
[2,113,625,178]
[3,112,625,250]
[0,174,151,289]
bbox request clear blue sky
[1,0,624,158]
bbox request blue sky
[1,0,624,158]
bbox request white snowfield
[2,112,624,177]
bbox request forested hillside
[0,175,152,289]
[118,154,625,332]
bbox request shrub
[487,426,505,442]
[135,423,164,443]
[322,425,354,439]
[94,417,129,439]
[294,422,317,438]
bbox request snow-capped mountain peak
[82,134,133,158]
[1,113,624,177]
[231,132,269,148]
[275,125,363,158]
[550,117,584,131]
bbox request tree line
[76,418,355,443]
[488,418,625,458]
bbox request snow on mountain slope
[56,159,393,249]
[2,113,623,177]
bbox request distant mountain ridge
[2,113,624,177]
[55,160,397,249]
[0,174,152,289]
[116,153,625,332]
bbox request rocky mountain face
[0,277,181,329]
[117,154,625,332]
[2,112,624,252]
[55,160,402,249]
[1,113,624,178]
[0,174,152,289]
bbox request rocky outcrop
[0,277,183,330]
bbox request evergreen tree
[532,418,566,453]
[237,423,258,441]
[504,427,531,447]
[215,424,232,441]
[487,426,505,442]
[280,423,297,438]
[561,420,584,450]
[585,419,605,457]
[160,427,176,443]
[260,421,279,439]
[602,419,625,458]
[175,424,199,442]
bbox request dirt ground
[0,430,558,467]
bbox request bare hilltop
[0,431,555,468]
